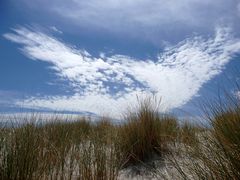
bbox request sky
[1,0,240,118]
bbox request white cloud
[50,26,63,34]
[20,0,240,43]
[235,91,240,99]
[3,26,240,117]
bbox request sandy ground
[118,156,183,180]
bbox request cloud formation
[50,26,63,34]
[20,0,240,43]
[4,26,240,117]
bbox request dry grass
[179,122,199,146]
[1,91,240,179]
[0,117,122,180]
[119,97,178,167]
[168,85,240,179]
[0,98,180,180]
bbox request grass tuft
[119,97,177,167]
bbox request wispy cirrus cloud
[3,26,240,117]
[18,0,240,43]
[50,26,63,34]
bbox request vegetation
[119,97,178,167]
[0,98,178,180]
[0,88,240,179]
[0,118,122,180]
[168,85,240,179]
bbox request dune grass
[168,86,240,179]
[0,117,122,180]
[119,98,178,167]
[0,91,240,179]
[0,98,181,179]
[203,94,240,179]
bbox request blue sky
[1,0,240,118]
